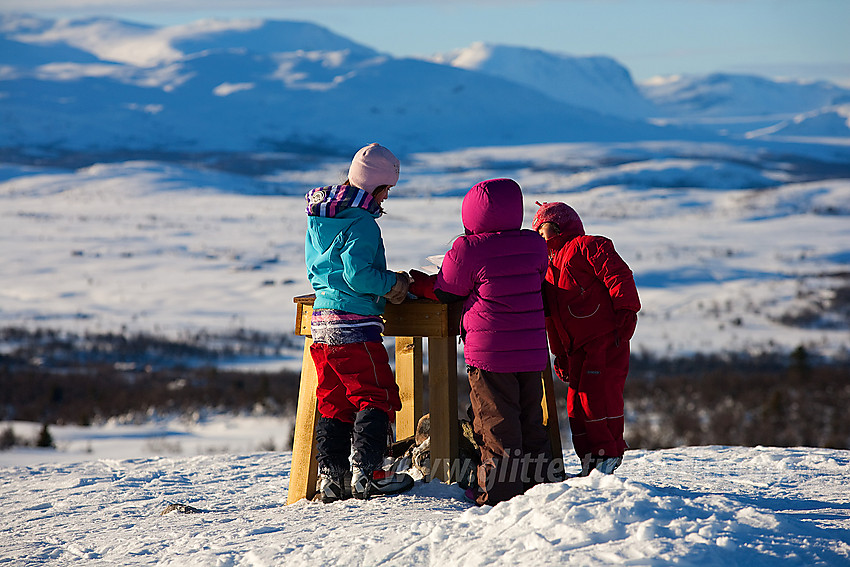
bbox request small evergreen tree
[36,423,55,448]
[0,426,16,450]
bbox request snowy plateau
[1,13,849,567]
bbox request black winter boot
[350,408,415,499]
[351,408,390,474]
[351,408,387,499]
[315,417,353,503]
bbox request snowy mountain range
[2,13,849,160]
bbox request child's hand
[615,309,637,342]
[384,271,411,304]
[408,269,438,300]
[553,356,569,383]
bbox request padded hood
[461,178,524,235]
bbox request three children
[304,149,639,504]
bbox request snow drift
[1,443,848,565]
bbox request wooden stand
[286,294,563,504]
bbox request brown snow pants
[467,367,556,506]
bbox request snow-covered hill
[641,73,850,137]
[2,141,849,364]
[427,42,850,141]
[642,73,850,117]
[1,434,848,566]
[429,42,658,119]
[747,104,850,140]
[1,14,380,68]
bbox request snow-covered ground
[2,141,848,565]
[2,141,849,368]
[0,416,296,468]
[2,425,848,566]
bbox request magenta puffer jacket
[435,179,549,373]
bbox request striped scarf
[305,184,381,218]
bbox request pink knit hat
[532,201,585,236]
[348,143,400,193]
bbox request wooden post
[541,360,564,466]
[286,336,320,504]
[427,336,458,483]
[395,337,423,441]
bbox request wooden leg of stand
[286,337,320,505]
[428,336,458,483]
[541,360,564,467]
[395,337,423,441]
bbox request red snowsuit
[543,231,640,461]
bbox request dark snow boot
[351,466,414,500]
[315,417,353,503]
[351,408,414,499]
[579,453,623,476]
[316,470,345,503]
[351,408,391,475]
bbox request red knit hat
[532,201,584,236]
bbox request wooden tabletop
[293,294,461,338]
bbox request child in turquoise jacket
[305,143,413,502]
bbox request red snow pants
[566,330,629,459]
[310,341,401,424]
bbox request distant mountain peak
[3,14,379,68]
[641,72,850,118]
[429,42,657,119]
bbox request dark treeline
[0,327,298,371]
[1,364,301,426]
[1,327,848,450]
[1,326,301,428]
[623,348,850,449]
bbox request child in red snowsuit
[532,202,640,476]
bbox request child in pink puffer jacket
[411,178,562,505]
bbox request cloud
[1,0,494,10]
[5,0,273,9]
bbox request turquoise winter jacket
[304,185,396,316]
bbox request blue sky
[7,0,850,84]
